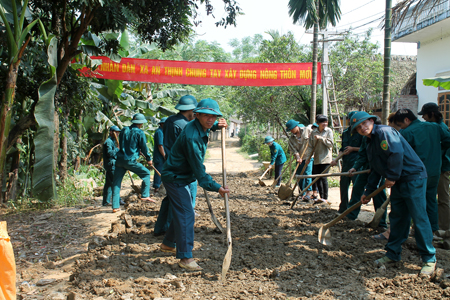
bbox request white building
[392,0,450,126]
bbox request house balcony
[392,0,450,43]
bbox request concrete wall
[416,35,450,112]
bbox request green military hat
[109,125,121,132]
[193,98,223,116]
[159,117,168,124]
[131,113,148,124]
[350,111,377,133]
[264,136,274,144]
[285,119,305,131]
[175,95,197,111]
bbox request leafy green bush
[240,134,262,155]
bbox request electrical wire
[334,11,384,29]
[342,0,376,16]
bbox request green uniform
[162,119,221,191]
[111,124,152,209]
[437,120,450,231]
[269,142,287,166]
[102,136,119,206]
[338,128,363,212]
[400,119,450,231]
[346,137,387,227]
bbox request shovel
[318,184,386,246]
[271,156,293,188]
[113,134,141,194]
[203,189,224,233]
[258,166,272,186]
[367,196,391,229]
[221,128,232,284]
[278,139,313,200]
[290,151,345,209]
[277,162,301,199]
[295,169,370,179]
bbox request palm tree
[288,0,341,123]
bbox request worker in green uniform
[419,103,450,249]
[154,95,198,237]
[286,120,314,200]
[394,108,450,233]
[111,113,154,213]
[102,126,121,206]
[351,111,436,276]
[159,98,229,271]
[331,112,363,212]
[264,136,287,187]
[153,117,167,193]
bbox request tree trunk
[59,110,70,182]
[311,20,319,124]
[6,149,20,202]
[382,0,392,125]
[74,111,83,170]
[0,61,21,204]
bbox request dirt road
[3,137,450,299]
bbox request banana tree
[32,34,58,201]
[0,0,39,203]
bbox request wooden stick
[295,169,370,179]
[221,128,232,284]
[290,151,345,209]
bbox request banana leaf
[32,36,57,201]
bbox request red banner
[79,56,321,86]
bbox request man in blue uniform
[111,113,154,213]
[159,98,230,271]
[154,95,198,237]
[419,103,450,249]
[264,136,287,187]
[351,111,436,276]
[153,117,167,193]
[332,111,363,213]
[102,126,121,206]
[394,108,450,234]
[286,120,314,200]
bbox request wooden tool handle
[288,162,301,184]
[295,169,370,179]
[290,151,345,209]
[272,157,293,187]
[152,165,161,176]
[323,184,386,229]
[221,128,232,244]
[259,166,272,181]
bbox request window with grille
[438,93,450,127]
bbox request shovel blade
[131,185,141,195]
[258,180,266,187]
[278,185,293,200]
[367,208,386,229]
[318,226,332,246]
[221,245,233,284]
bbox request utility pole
[382,0,392,125]
[323,31,329,117]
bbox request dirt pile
[5,172,450,299]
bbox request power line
[351,16,384,31]
[342,0,376,16]
[334,11,384,29]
